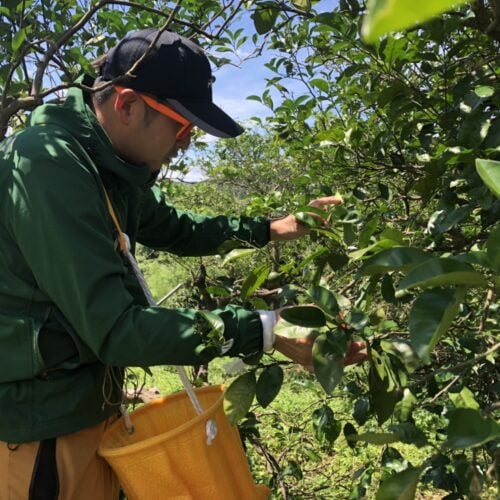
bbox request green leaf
[409,287,465,364]
[295,211,320,228]
[205,286,231,297]
[475,158,500,198]
[313,332,345,394]
[240,264,270,301]
[449,387,480,410]
[486,225,500,272]
[256,365,283,408]
[252,5,279,35]
[12,28,26,51]
[362,0,471,43]
[281,305,326,328]
[446,408,500,449]
[224,372,256,424]
[310,78,329,92]
[389,423,427,446]
[360,247,431,276]
[451,251,494,270]
[359,217,379,249]
[292,0,312,11]
[347,432,400,445]
[273,320,312,339]
[221,248,255,266]
[397,258,488,292]
[308,285,339,317]
[197,310,225,336]
[327,251,349,271]
[349,239,401,261]
[375,467,422,500]
[343,423,357,449]
[369,350,402,425]
[354,396,371,425]
[312,405,341,445]
[474,85,494,98]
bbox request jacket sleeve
[137,185,270,255]
[5,133,263,367]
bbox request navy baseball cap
[99,28,244,138]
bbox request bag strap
[101,184,218,444]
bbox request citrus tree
[0,0,498,498]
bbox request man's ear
[113,88,142,125]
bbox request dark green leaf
[375,467,422,500]
[446,408,500,449]
[327,251,349,271]
[359,217,379,249]
[281,305,327,327]
[347,432,399,445]
[241,264,270,301]
[486,225,500,272]
[397,258,488,292]
[251,5,279,35]
[382,274,397,303]
[354,396,371,426]
[409,287,465,364]
[475,158,500,198]
[360,248,431,276]
[343,422,357,449]
[313,332,345,394]
[312,405,341,444]
[221,248,255,266]
[256,365,283,408]
[224,372,256,424]
[308,285,339,316]
[348,310,369,331]
[389,423,427,446]
[369,351,402,425]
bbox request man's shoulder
[2,124,93,172]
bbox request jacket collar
[29,75,156,187]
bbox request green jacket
[0,76,269,443]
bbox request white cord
[122,234,218,445]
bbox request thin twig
[479,288,495,332]
[411,342,500,388]
[428,374,460,404]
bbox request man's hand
[274,334,367,373]
[269,195,343,241]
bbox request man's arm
[138,187,343,253]
[137,186,270,254]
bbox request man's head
[99,28,243,139]
[92,29,243,172]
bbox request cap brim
[165,99,244,138]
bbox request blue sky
[170,0,337,180]
[210,0,336,123]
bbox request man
[0,28,364,499]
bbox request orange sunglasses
[115,86,194,140]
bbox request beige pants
[0,418,120,500]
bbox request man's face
[136,111,191,172]
[106,89,192,172]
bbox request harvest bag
[98,385,270,499]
